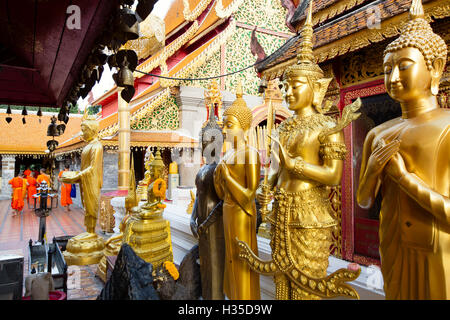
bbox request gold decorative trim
[215,0,245,19]
[0,151,47,155]
[158,18,237,88]
[309,0,366,28]
[137,21,200,76]
[183,0,213,21]
[262,0,450,80]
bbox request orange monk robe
[26,176,38,202]
[58,171,73,207]
[37,174,51,187]
[22,178,28,200]
[9,177,24,211]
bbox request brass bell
[47,140,59,152]
[114,8,140,42]
[57,124,66,135]
[116,65,134,87]
[47,116,59,137]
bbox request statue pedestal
[63,232,105,266]
[122,206,173,269]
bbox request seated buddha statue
[357,0,450,299]
[122,149,173,268]
[136,148,155,202]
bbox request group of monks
[8,165,73,216]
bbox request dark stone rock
[97,243,159,300]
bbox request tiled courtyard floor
[0,199,106,300]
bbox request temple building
[0,111,82,200]
[53,0,294,192]
[256,0,450,266]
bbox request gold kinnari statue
[61,113,105,265]
[357,0,450,299]
[238,0,361,300]
[136,147,155,202]
[213,82,261,300]
[122,149,173,268]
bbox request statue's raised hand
[366,139,400,177]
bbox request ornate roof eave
[291,0,369,29]
[0,151,47,156]
[260,0,450,80]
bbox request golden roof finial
[126,155,138,211]
[384,0,447,71]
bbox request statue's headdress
[282,1,332,113]
[223,81,253,131]
[151,148,165,168]
[81,106,99,132]
[384,0,447,71]
[283,0,324,81]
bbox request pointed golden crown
[384,0,447,70]
[284,0,324,80]
[223,81,253,131]
[151,148,165,168]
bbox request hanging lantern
[22,106,28,116]
[6,105,12,114]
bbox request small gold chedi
[122,149,173,268]
[237,0,361,300]
[97,157,139,282]
[60,113,105,265]
[357,0,450,299]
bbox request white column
[0,155,16,200]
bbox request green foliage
[86,105,102,115]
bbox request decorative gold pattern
[183,0,213,21]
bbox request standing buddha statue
[190,103,225,300]
[357,0,450,299]
[237,0,361,300]
[61,113,105,265]
[213,81,261,300]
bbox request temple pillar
[118,90,130,190]
[0,155,16,200]
[102,150,118,193]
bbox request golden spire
[236,80,243,98]
[384,0,447,71]
[126,155,137,211]
[297,0,314,64]
[284,0,324,80]
[409,0,425,19]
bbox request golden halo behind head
[283,0,324,81]
[384,0,447,70]
[223,81,253,131]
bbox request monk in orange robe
[9,173,25,215]
[22,174,28,205]
[23,167,31,177]
[37,168,51,188]
[27,172,38,208]
[58,165,72,211]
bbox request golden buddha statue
[357,0,450,299]
[61,113,105,265]
[136,147,155,202]
[237,0,361,300]
[213,81,261,300]
[122,149,173,268]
